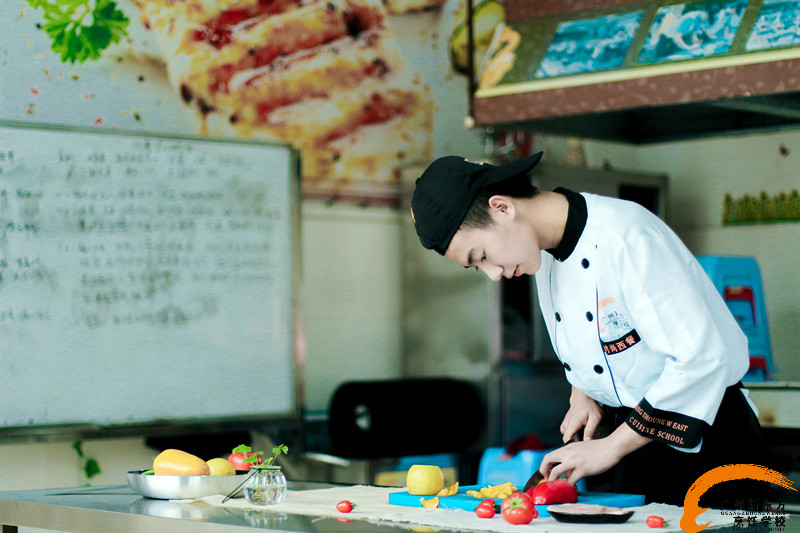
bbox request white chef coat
[535,190,750,452]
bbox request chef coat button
[563,362,571,371]
[586,311,593,322]
[593,365,604,374]
[582,258,590,268]
[555,312,561,322]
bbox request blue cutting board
[388,485,645,517]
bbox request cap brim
[483,151,543,186]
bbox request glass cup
[244,465,287,505]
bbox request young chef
[410,152,768,506]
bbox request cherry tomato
[500,491,537,525]
[646,515,667,528]
[475,499,496,518]
[227,451,262,471]
[525,479,578,505]
[336,500,356,513]
[477,499,496,509]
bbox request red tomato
[646,515,666,528]
[525,479,578,505]
[475,499,496,518]
[227,451,262,471]
[336,500,355,513]
[477,499,496,509]
[500,492,537,525]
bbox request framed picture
[746,0,800,50]
[534,11,644,78]
[637,0,748,64]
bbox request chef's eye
[473,253,486,271]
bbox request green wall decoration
[723,190,800,225]
[73,441,101,486]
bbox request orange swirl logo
[681,464,797,533]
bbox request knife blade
[522,429,583,492]
[522,470,545,492]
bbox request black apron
[602,382,770,508]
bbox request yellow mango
[153,449,211,476]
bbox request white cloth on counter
[179,485,750,532]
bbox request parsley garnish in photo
[28,0,130,64]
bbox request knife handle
[562,427,584,444]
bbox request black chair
[328,377,484,459]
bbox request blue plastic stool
[477,447,587,491]
[696,255,774,380]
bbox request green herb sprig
[232,443,289,468]
[27,0,130,64]
[222,443,289,502]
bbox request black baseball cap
[411,152,543,255]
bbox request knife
[522,429,583,492]
[522,470,545,492]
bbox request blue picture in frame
[534,11,644,78]
[637,0,748,64]
[746,0,800,50]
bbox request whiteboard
[0,121,301,432]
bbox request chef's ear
[488,195,516,219]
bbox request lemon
[406,465,445,495]
[206,457,235,476]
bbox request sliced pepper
[525,479,578,505]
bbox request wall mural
[477,0,799,92]
[723,189,800,224]
[1,0,492,205]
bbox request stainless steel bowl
[127,469,251,500]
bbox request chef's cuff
[624,398,704,449]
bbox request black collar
[546,187,587,261]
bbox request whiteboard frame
[0,120,305,443]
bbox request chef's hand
[560,387,603,443]
[539,424,651,485]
